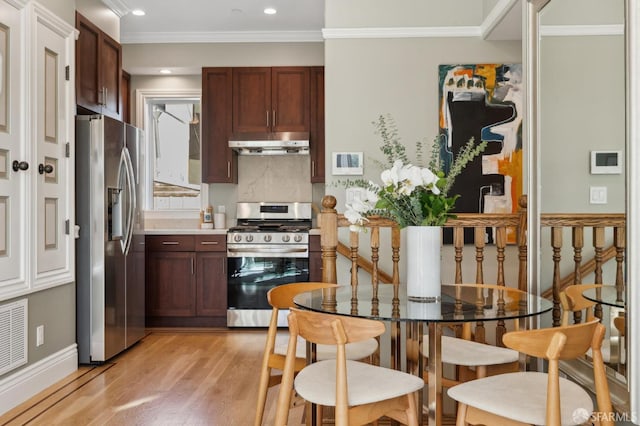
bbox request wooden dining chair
[254,282,378,426]
[447,319,614,426]
[560,284,625,364]
[420,284,521,388]
[274,308,424,426]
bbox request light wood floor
[0,329,305,426]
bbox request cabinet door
[196,252,227,317]
[272,67,310,133]
[99,31,122,120]
[309,67,325,183]
[32,3,74,287]
[0,1,27,292]
[146,251,196,317]
[232,67,271,134]
[75,12,100,112]
[202,67,235,183]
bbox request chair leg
[406,392,420,426]
[255,364,273,426]
[456,403,468,426]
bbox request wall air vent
[0,299,28,376]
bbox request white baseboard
[0,344,78,415]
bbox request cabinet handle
[200,241,219,245]
[12,160,29,172]
[161,241,180,245]
[311,160,315,177]
[103,87,108,105]
[266,110,269,127]
[191,257,195,275]
[227,161,231,178]
[272,110,276,127]
[38,163,54,174]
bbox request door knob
[39,163,54,174]
[12,160,29,172]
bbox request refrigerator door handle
[121,148,136,256]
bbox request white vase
[405,226,441,302]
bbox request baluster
[474,226,485,285]
[349,230,359,315]
[572,226,584,323]
[517,195,528,293]
[593,226,605,320]
[454,227,464,283]
[614,226,626,302]
[370,226,380,310]
[391,226,401,296]
[551,227,563,327]
[496,226,506,287]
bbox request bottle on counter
[201,205,214,229]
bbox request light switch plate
[590,186,607,204]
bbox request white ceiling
[114,0,522,44]
[118,0,326,43]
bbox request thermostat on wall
[590,150,622,174]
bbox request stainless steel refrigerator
[75,114,146,364]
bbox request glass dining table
[294,283,554,426]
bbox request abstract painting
[438,64,523,242]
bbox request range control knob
[264,235,272,242]
[246,235,254,242]
[282,234,291,242]
[233,234,242,242]
[294,234,303,243]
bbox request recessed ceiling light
[160,69,172,74]
[131,9,146,16]
[263,7,277,15]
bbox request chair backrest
[502,319,613,425]
[285,308,386,423]
[559,284,602,325]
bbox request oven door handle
[227,247,308,254]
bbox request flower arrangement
[343,114,487,230]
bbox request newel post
[320,195,338,284]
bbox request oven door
[226,248,309,327]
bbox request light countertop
[144,228,227,235]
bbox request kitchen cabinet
[146,235,227,326]
[0,1,75,298]
[122,70,131,124]
[232,67,310,134]
[76,12,123,120]
[309,235,322,282]
[201,67,236,183]
[310,67,325,183]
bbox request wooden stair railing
[319,194,627,334]
[539,213,626,326]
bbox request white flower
[380,160,403,187]
[398,164,423,195]
[420,167,440,195]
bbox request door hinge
[65,219,70,235]
[65,65,70,81]
[65,142,70,158]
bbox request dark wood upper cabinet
[121,70,131,124]
[76,12,122,120]
[232,67,310,134]
[202,67,236,183]
[310,67,325,183]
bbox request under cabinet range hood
[229,132,310,155]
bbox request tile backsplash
[237,156,312,202]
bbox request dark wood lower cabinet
[146,235,227,327]
[309,234,322,282]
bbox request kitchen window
[136,89,202,212]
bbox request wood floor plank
[0,330,305,426]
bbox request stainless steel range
[226,202,312,327]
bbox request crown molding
[121,30,324,44]
[540,24,624,37]
[322,26,481,39]
[480,0,520,39]
[101,0,130,18]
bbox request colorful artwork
[438,64,523,242]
